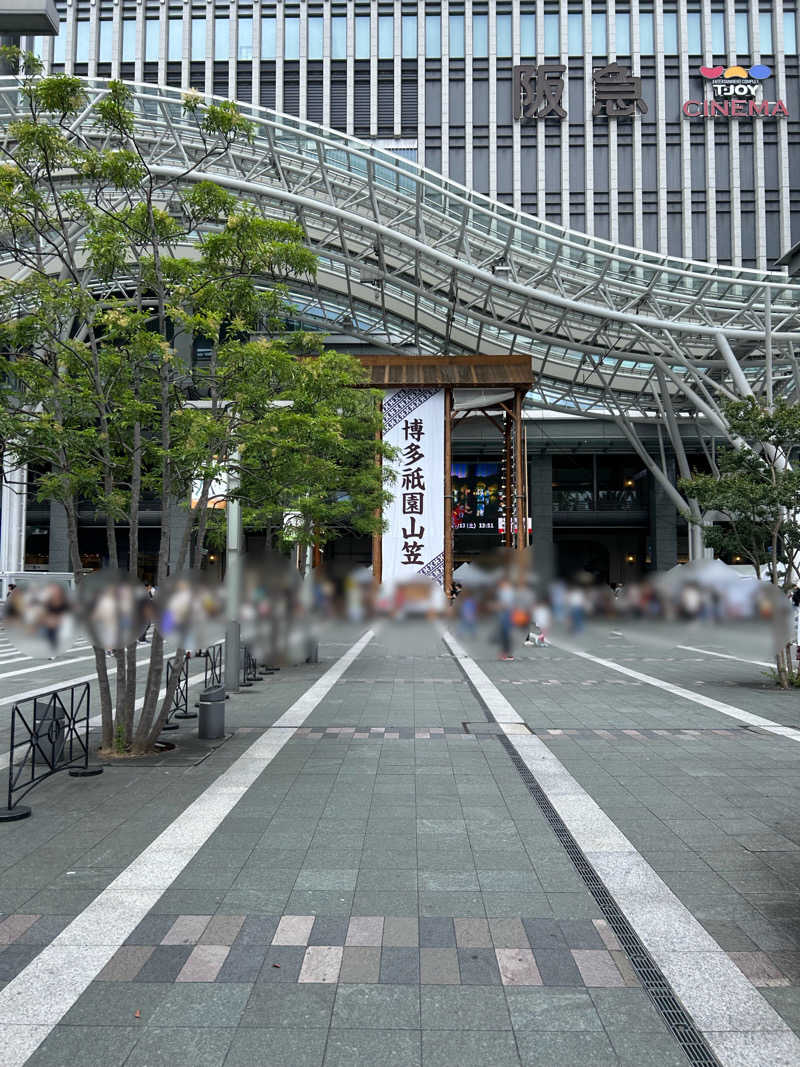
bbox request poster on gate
[381,387,445,587]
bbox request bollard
[198,685,226,740]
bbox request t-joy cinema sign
[683,64,789,119]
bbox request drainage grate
[497,734,720,1067]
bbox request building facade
[32,0,800,269]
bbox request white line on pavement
[0,658,150,710]
[549,640,800,744]
[443,629,800,1067]
[0,628,375,1067]
[0,652,107,682]
[439,629,524,724]
[678,644,773,668]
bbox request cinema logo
[683,64,788,118]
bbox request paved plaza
[1,619,800,1065]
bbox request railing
[0,683,102,821]
[163,653,192,726]
[240,645,261,688]
[204,642,223,688]
[552,489,644,512]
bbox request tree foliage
[0,53,390,751]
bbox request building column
[530,453,554,582]
[48,500,71,572]
[649,458,677,572]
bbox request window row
[55,9,800,65]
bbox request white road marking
[0,652,110,682]
[0,629,374,1067]
[443,630,800,1067]
[549,640,800,744]
[678,644,773,668]
[438,629,524,724]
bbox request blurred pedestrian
[496,577,514,660]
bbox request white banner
[381,388,445,587]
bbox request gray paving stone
[506,988,604,1030]
[332,983,421,1028]
[379,946,420,984]
[422,1030,522,1067]
[457,947,503,985]
[322,1029,421,1067]
[123,1026,234,1066]
[225,1028,327,1067]
[454,918,492,948]
[24,1026,140,1067]
[589,988,668,1032]
[234,915,280,946]
[61,983,166,1026]
[608,1030,689,1067]
[515,1030,618,1065]
[215,944,267,983]
[149,982,252,1027]
[383,916,419,947]
[421,986,512,1029]
[256,946,306,982]
[133,945,193,983]
[308,917,349,946]
[124,914,177,946]
[420,947,460,985]
[559,920,606,949]
[339,947,381,984]
[240,983,336,1028]
[0,942,40,980]
[97,946,154,982]
[522,919,567,950]
[418,917,456,947]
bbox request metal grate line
[496,733,721,1067]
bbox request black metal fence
[240,645,260,688]
[204,642,223,688]
[0,682,102,821]
[164,653,193,725]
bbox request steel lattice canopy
[1,77,799,421]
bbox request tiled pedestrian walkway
[1,620,799,1064]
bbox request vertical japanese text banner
[381,387,445,587]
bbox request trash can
[198,685,226,740]
[33,699,66,767]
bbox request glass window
[261,17,275,58]
[568,12,582,54]
[472,14,488,56]
[735,11,749,53]
[98,19,112,61]
[426,15,441,57]
[639,11,654,53]
[663,11,678,51]
[520,13,535,56]
[687,11,701,52]
[544,13,559,54]
[214,17,228,61]
[449,14,465,57]
[238,18,252,59]
[354,15,369,58]
[785,11,798,54]
[379,15,393,57]
[168,18,182,62]
[75,20,89,62]
[53,22,66,64]
[759,11,773,52]
[308,16,324,59]
[592,12,606,53]
[331,16,346,58]
[284,16,299,59]
[122,19,136,62]
[192,18,206,59]
[145,19,159,62]
[402,15,417,58]
[616,12,630,54]
[496,14,512,56]
[711,11,725,53]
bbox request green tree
[680,398,800,686]
[0,54,388,751]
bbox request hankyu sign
[682,64,788,119]
[381,388,445,587]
